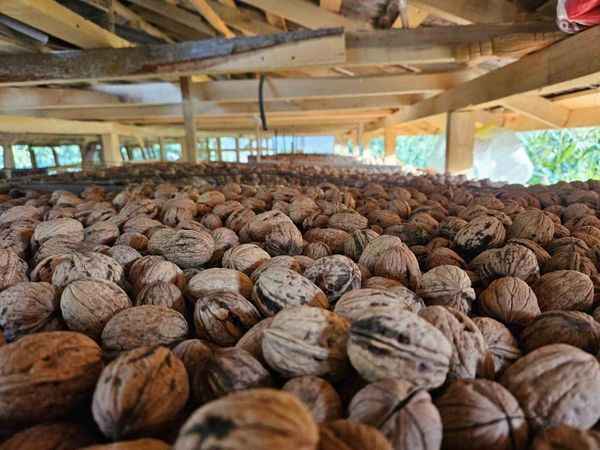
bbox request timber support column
[445,111,475,174]
[384,119,397,162]
[2,140,15,179]
[180,76,197,163]
[159,138,167,161]
[101,133,122,167]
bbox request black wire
[259,74,268,131]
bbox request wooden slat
[127,0,217,36]
[320,0,342,13]
[101,132,122,166]
[189,0,235,37]
[180,77,198,162]
[502,95,571,128]
[239,0,370,30]
[412,0,521,24]
[0,0,132,48]
[0,87,122,110]
[384,119,396,158]
[129,6,213,40]
[112,0,175,43]
[392,5,429,28]
[204,0,281,35]
[0,28,345,86]
[445,111,474,173]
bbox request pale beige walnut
[51,252,125,289]
[0,331,102,430]
[104,245,141,270]
[84,221,120,245]
[318,420,392,450]
[193,347,272,403]
[347,309,451,388]
[222,244,271,276]
[194,290,261,346]
[92,346,189,440]
[252,268,328,316]
[0,249,28,291]
[174,389,318,450]
[250,255,302,282]
[0,421,96,450]
[148,228,214,269]
[364,276,403,290]
[160,197,197,226]
[82,439,170,450]
[472,317,521,377]
[436,379,528,450]
[101,305,188,352]
[0,205,40,227]
[210,227,239,263]
[418,265,475,314]
[0,282,61,342]
[453,216,506,256]
[530,425,600,450]
[135,281,185,314]
[225,208,256,233]
[329,212,368,233]
[246,210,294,241]
[303,241,331,260]
[60,278,131,339]
[282,376,342,423]
[534,270,594,311]
[348,379,441,450]
[31,218,84,249]
[235,317,273,365]
[500,344,600,431]
[420,306,490,380]
[129,255,185,291]
[480,277,541,328]
[304,255,361,304]
[122,215,162,235]
[263,306,349,379]
[334,288,423,323]
[187,268,253,300]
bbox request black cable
[259,74,268,131]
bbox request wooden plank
[0,87,121,110]
[127,0,216,36]
[392,5,429,28]
[365,26,600,132]
[0,28,345,86]
[129,6,214,40]
[239,0,370,30]
[384,119,396,159]
[112,0,175,43]
[205,0,281,35]
[180,77,198,163]
[445,111,474,174]
[0,0,132,48]
[502,95,571,128]
[320,0,342,13]
[189,0,236,37]
[411,0,521,24]
[101,132,122,167]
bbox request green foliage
[370,135,445,171]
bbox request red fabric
[566,0,600,25]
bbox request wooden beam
[181,77,198,163]
[0,87,121,110]
[239,0,370,30]
[366,26,600,132]
[0,28,345,86]
[320,0,342,13]
[189,0,236,37]
[101,132,122,167]
[411,0,521,24]
[129,6,214,40]
[112,0,175,43]
[384,119,396,159]
[127,0,217,36]
[159,137,166,161]
[204,0,281,35]
[0,0,132,48]
[392,5,429,28]
[1,140,14,179]
[502,95,571,128]
[445,111,474,174]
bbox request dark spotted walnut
[500,344,600,431]
[343,229,380,262]
[453,216,506,256]
[92,346,189,440]
[187,268,253,300]
[348,379,442,450]
[533,270,594,311]
[282,376,342,423]
[471,317,521,377]
[480,277,540,328]
[347,309,451,388]
[264,222,304,256]
[418,265,475,314]
[318,420,392,450]
[148,228,215,269]
[304,255,362,304]
[436,379,528,450]
[174,389,318,450]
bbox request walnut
[318,420,392,450]
[453,216,506,256]
[250,255,302,282]
[52,252,125,289]
[304,255,361,304]
[148,228,214,269]
[0,422,96,450]
[548,237,589,255]
[84,221,120,245]
[343,229,380,262]
[368,210,403,228]
[289,198,320,224]
[472,244,540,286]
[530,425,600,450]
[128,255,185,291]
[0,331,102,430]
[471,317,521,377]
[0,205,40,227]
[436,379,528,450]
[509,210,555,246]
[368,242,422,290]
[0,249,28,291]
[160,197,197,226]
[439,217,469,240]
[480,277,540,328]
[543,250,597,276]
[264,222,304,256]
[92,346,189,440]
[122,215,162,235]
[174,389,318,450]
[135,281,185,314]
[334,288,423,322]
[210,227,239,263]
[364,276,403,289]
[282,376,342,423]
[500,344,600,431]
[329,212,368,233]
[348,379,441,450]
[252,267,328,316]
[0,282,62,341]
[187,267,252,300]
[347,309,451,388]
[385,223,432,246]
[534,270,594,311]
[61,278,131,339]
[246,210,293,241]
[31,218,84,249]
[418,265,475,314]
[427,247,467,270]
[101,305,188,352]
[115,232,148,251]
[304,228,350,253]
[263,306,349,379]
[173,338,213,386]
[521,311,600,353]
[222,244,271,276]
[0,225,32,259]
[194,290,261,346]
[225,208,256,233]
[235,317,274,364]
[194,348,272,403]
[303,241,331,259]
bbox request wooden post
[384,121,397,162]
[28,146,38,169]
[2,141,14,179]
[81,140,97,170]
[180,76,197,163]
[51,147,60,167]
[216,137,223,161]
[445,111,475,174]
[101,133,122,167]
[235,137,240,163]
[159,137,166,161]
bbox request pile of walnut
[1,171,600,450]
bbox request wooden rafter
[320,0,342,13]
[188,0,235,37]
[412,0,522,24]
[502,95,572,128]
[111,0,175,43]
[203,0,281,36]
